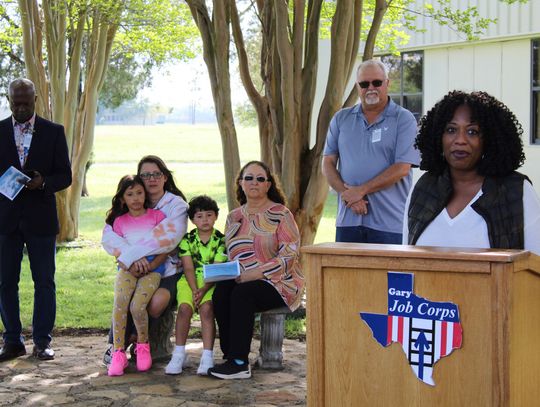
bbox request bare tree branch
[363,0,388,60]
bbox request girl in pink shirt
[104,175,167,376]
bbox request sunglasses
[140,171,163,180]
[243,175,268,183]
[357,79,384,89]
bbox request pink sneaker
[108,349,128,376]
[136,343,152,372]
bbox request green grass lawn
[92,124,261,163]
[6,124,338,334]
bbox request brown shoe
[0,343,26,362]
[32,345,55,360]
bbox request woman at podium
[403,90,540,255]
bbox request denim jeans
[336,225,402,244]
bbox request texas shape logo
[360,272,462,385]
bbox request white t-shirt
[402,180,540,256]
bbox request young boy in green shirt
[165,195,227,375]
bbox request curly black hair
[416,90,525,176]
[235,160,286,206]
[187,195,219,220]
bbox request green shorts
[177,272,214,311]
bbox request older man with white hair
[322,59,420,244]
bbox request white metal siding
[404,0,540,50]
[473,44,502,96]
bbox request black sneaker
[208,360,251,380]
[103,345,112,367]
[128,343,137,363]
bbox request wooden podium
[302,243,540,407]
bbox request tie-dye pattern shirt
[112,208,166,275]
[102,191,188,277]
[225,203,304,311]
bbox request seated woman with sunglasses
[102,155,188,364]
[208,161,304,379]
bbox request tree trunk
[297,0,363,245]
[187,0,241,211]
[55,191,71,241]
[190,0,368,246]
[18,0,121,242]
[230,1,272,166]
[64,11,118,240]
[266,1,362,244]
[81,167,89,197]
[43,0,67,124]
[18,0,50,119]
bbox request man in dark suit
[0,78,72,361]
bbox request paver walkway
[0,335,306,406]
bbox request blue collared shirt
[323,99,420,233]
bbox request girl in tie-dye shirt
[101,155,188,369]
[104,175,167,377]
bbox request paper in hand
[203,260,241,283]
[0,166,31,200]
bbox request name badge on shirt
[371,128,382,143]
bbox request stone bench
[149,305,294,368]
[255,306,291,370]
[149,305,176,361]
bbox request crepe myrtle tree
[186,0,521,244]
[15,0,196,241]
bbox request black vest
[408,170,527,249]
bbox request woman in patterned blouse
[208,160,304,380]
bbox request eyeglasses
[243,175,268,183]
[357,79,384,89]
[140,171,163,180]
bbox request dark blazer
[0,115,72,235]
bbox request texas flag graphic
[360,272,462,386]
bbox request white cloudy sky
[139,56,247,110]
[0,56,246,114]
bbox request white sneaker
[165,352,187,375]
[197,355,214,376]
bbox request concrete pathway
[0,335,306,406]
